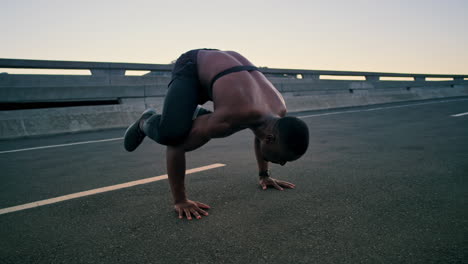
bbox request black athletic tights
[142,52,211,146]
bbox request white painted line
[0,163,226,216]
[451,112,468,117]
[0,137,123,154]
[298,98,468,119]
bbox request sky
[1,0,468,74]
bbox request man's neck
[250,116,279,140]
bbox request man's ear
[265,134,275,144]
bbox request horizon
[1,0,467,75]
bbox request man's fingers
[178,209,183,219]
[190,209,202,219]
[195,201,211,209]
[277,180,295,188]
[272,181,284,191]
[194,202,209,216]
[196,207,209,216]
[184,208,192,220]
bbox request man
[124,49,309,220]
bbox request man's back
[197,50,286,130]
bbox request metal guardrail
[0,58,172,71]
[1,58,467,81]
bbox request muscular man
[124,49,309,220]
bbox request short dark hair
[276,116,309,156]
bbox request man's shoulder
[214,108,265,128]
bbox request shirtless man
[124,49,309,220]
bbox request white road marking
[0,163,226,216]
[0,137,123,154]
[298,98,468,119]
[451,112,468,117]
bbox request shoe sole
[124,108,157,152]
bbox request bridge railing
[1,58,467,81]
[1,58,467,139]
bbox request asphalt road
[1,98,467,264]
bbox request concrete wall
[1,58,467,139]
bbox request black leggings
[142,49,212,146]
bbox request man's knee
[142,115,189,146]
[157,130,188,146]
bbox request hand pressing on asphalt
[259,176,296,191]
[174,200,210,220]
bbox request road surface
[1,98,467,263]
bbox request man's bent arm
[254,137,269,175]
[254,137,295,190]
[166,146,188,203]
[166,116,212,204]
[167,144,211,219]
[166,113,230,204]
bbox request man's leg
[124,49,211,151]
[123,82,211,151]
[142,68,202,146]
[123,108,157,152]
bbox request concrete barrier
[1,58,467,139]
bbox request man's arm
[166,114,214,202]
[166,113,231,220]
[254,137,296,191]
[254,137,269,173]
[166,145,210,220]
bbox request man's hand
[174,200,210,220]
[259,177,296,191]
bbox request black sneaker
[124,108,157,152]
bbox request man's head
[260,116,309,166]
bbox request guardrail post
[365,76,379,81]
[90,69,125,76]
[146,71,171,76]
[302,74,320,80]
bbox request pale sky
[1,0,467,74]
